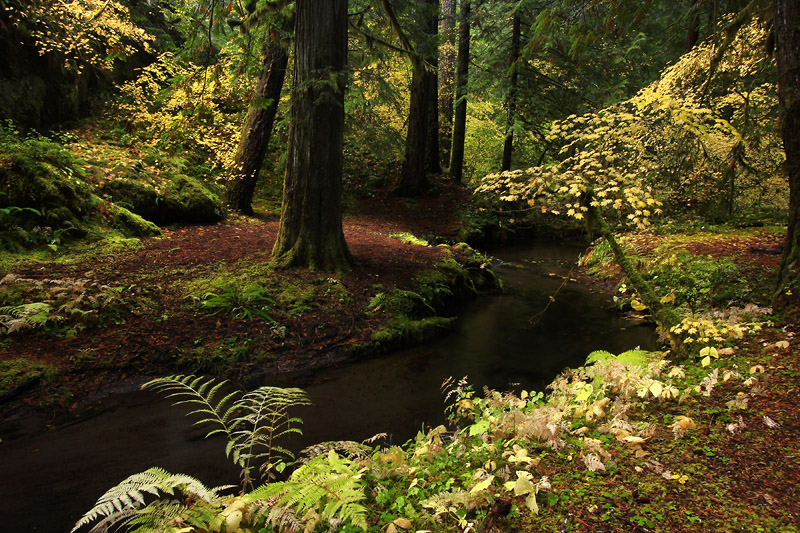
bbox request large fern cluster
[251,450,369,531]
[73,376,371,533]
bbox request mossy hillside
[0,127,160,246]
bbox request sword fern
[143,374,312,490]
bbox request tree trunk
[226,24,290,215]
[501,12,521,172]
[271,0,351,271]
[439,0,456,166]
[393,58,431,196]
[391,0,440,196]
[774,0,800,300]
[687,0,701,50]
[425,0,441,175]
[449,0,470,183]
[585,201,682,354]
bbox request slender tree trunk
[425,0,441,175]
[271,0,351,271]
[584,199,682,354]
[774,0,800,300]
[226,23,290,215]
[439,0,456,166]
[450,0,470,183]
[687,0,701,50]
[501,12,521,172]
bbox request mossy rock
[107,203,161,237]
[0,156,161,239]
[99,173,223,225]
[0,159,92,235]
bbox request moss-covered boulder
[99,173,223,225]
[1,157,92,235]
[106,203,161,237]
[0,155,160,241]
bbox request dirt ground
[0,185,477,420]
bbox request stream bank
[0,240,658,532]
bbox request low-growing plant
[72,376,374,532]
[197,286,277,322]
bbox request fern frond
[300,440,373,463]
[251,451,368,531]
[71,467,232,533]
[142,375,245,440]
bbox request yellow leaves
[503,444,536,466]
[630,299,647,312]
[699,346,718,367]
[660,293,676,304]
[671,416,696,439]
[648,381,663,398]
[469,475,494,494]
[671,473,689,484]
[503,471,547,514]
[386,518,413,532]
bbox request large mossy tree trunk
[226,23,290,215]
[271,0,352,271]
[449,0,470,183]
[501,11,521,172]
[774,0,800,302]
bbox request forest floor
[0,184,480,421]
[1,187,799,531]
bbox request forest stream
[0,242,658,532]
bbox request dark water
[0,242,658,532]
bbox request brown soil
[0,185,476,420]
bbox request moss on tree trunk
[585,203,682,355]
[271,0,352,272]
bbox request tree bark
[439,0,456,166]
[501,11,521,172]
[390,0,440,196]
[584,200,682,354]
[449,0,470,183]
[424,0,441,175]
[687,0,701,50]
[774,0,800,300]
[271,0,352,271]
[226,23,290,215]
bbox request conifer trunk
[774,0,800,300]
[226,25,290,215]
[271,0,351,271]
[450,0,470,183]
[501,12,520,172]
[391,0,440,196]
[439,0,456,166]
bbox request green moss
[99,172,223,225]
[0,358,57,396]
[172,337,266,374]
[107,202,161,237]
[372,316,456,347]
